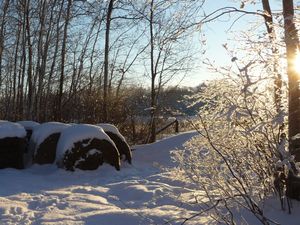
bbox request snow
[0,121,26,139]
[0,131,201,224]
[30,122,70,148]
[87,149,102,156]
[291,133,300,140]
[167,117,177,122]
[16,121,40,130]
[144,107,156,111]
[56,124,115,162]
[0,131,300,224]
[96,123,126,141]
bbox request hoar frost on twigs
[171,74,291,224]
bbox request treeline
[0,0,202,129]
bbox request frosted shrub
[172,76,289,224]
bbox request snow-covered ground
[0,131,299,225]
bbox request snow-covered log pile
[0,121,27,169]
[16,121,40,141]
[0,121,131,172]
[97,123,132,164]
[56,124,120,171]
[29,122,70,165]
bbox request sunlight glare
[294,51,300,74]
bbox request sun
[294,51,300,73]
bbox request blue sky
[178,0,284,87]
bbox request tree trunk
[46,0,63,121]
[57,0,71,121]
[103,0,114,122]
[35,0,50,121]
[0,0,10,90]
[12,22,21,120]
[262,0,282,112]
[25,0,33,119]
[282,0,300,160]
[19,9,27,119]
[148,0,157,143]
[89,18,103,93]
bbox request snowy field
[0,131,300,225]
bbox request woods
[0,0,200,136]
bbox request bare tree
[262,0,282,112]
[103,0,115,121]
[0,0,10,89]
[24,0,34,119]
[57,0,72,121]
[141,0,201,142]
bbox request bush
[171,77,289,224]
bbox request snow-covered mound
[28,122,70,165]
[30,122,70,148]
[0,121,27,169]
[56,124,115,159]
[97,123,126,141]
[0,121,26,139]
[97,123,132,164]
[17,120,40,141]
[56,124,120,171]
[16,120,40,130]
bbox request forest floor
[0,131,299,225]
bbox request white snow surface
[291,133,300,140]
[167,117,177,122]
[56,124,115,162]
[16,121,40,130]
[1,131,300,225]
[0,121,26,139]
[30,122,70,148]
[96,123,126,141]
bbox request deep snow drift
[0,131,299,225]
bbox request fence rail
[155,119,179,135]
